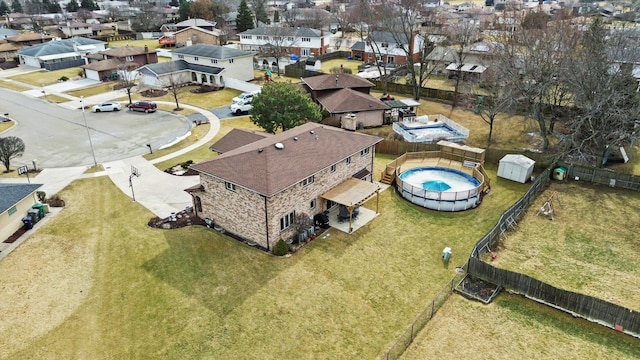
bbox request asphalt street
[0,88,191,168]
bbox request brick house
[174,26,223,47]
[238,26,330,58]
[82,45,158,81]
[188,122,382,251]
[301,74,390,129]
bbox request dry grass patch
[0,120,15,133]
[144,123,210,161]
[83,164,104,174]
[402,293,640,359]
[66,83,117,98]
[9,68,82,86]
[42,94,71,103]
[488,181,640,310]
[320,58,363,74]
[0,80,31,92]
[108,38,161,50]
[127,86,242,110]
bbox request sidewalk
[1,76,223,258]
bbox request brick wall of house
[197,147,376,250]
[176,29,220,47]
[199,175,268,247]
[265,147,375,243]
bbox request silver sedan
[92,101,122,112]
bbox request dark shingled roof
[172,44,253,59]
[100,45,156,57]
[138,59,223,76]
[316,88,390,113]
[0,183,42,214]
[191,122,382,197]
[301,73,374,91]
[209,129,271,154]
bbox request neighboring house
[93,45,158,66]
[138,44,254,89]
[187,122,383,251]
[60,22,93,38]
[0,27,20,40]
[90,22,117,37]
[301,73,389,129]
[4,32,53,46]
[0,183,42,243]
[17,37,107,70]
[0,42,26,61]
[174,26,223,47]
[160,23,177,34]
[209,128,271,154]
[238,26,330,58]
[81,59,138,81]
[426,41,499,78]
[350,30,424,66]
[175,18,217,32]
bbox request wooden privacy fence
[557,161,640,191]
[468,257,640,337]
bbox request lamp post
[80,96,97,166]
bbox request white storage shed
[498,154,535,183]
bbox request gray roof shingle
[238,26,322,38]
[138,59,223,76]
[0,183,42,214]
[172,44,253,59]
[17,37,105,57]
[191,122,382,197]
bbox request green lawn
[9,68,83,86]
[0,159,529,359]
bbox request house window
[211,59,218,64]
[225,182,236,191]
[302,37,311,42]
[257,35,263,40]
[382,42,388,48]
[178,55,184,59]
[280,211,295,231]
[125,55,134,61]
[229,59,234,63]
[241,35,252,40]
[301,48,310,56]
[301,175,314,186]
[310,199,316,209]
[387,56,395,64]
[360,147,370,156]
[330,164,336,172]
[287,37,294,42]
[194,57,199,61]
[194,196,202,213]
[8,205,17,216]
[346,157,351,164]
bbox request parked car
[230,99,252,115]
[232,91,259,104]
[92,101,122,112]
[128,101,157,113]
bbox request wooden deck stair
[380,171,395,185]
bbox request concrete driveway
[0,88,191,168]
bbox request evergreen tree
[11,0,22,12]
[0,0,10,15]
[66,0,79,11]
[236,0,254,32]
[177,0,190,21]
[254,0,269,25]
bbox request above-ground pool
[397,167,483,211]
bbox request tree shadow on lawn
[141,227,292,315]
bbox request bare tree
[562,18,640,167]
[498,14,578,151]
[475,66,515,147]
[257,27,298,76]
[443,18,480,108]
[117,61,139,105]
[0,136,25,173]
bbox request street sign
[18,165,28,175]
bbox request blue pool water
[399,167,480,192]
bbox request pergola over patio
[321,178,381,233]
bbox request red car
[128,101,157,113]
